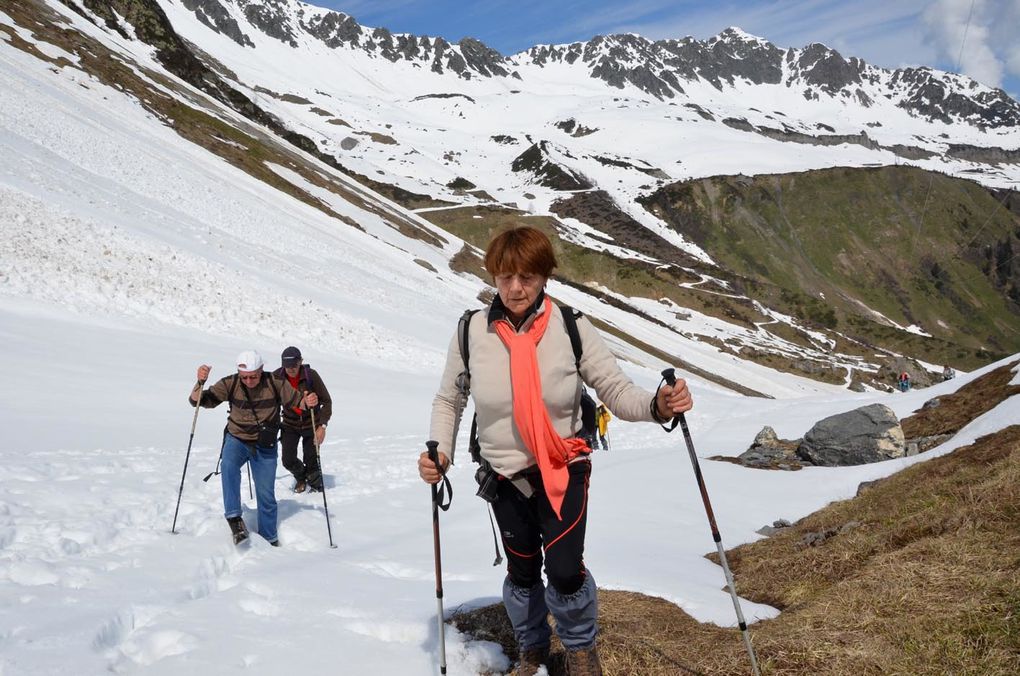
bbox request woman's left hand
[656,377,693,419]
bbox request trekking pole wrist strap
[429,447,453,511]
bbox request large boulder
[796,404,905,466]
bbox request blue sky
[316,0,1020,99]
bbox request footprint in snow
[340,619,426,644]
[111,629,197,669]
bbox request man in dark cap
[274,346,332,492]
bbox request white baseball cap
[236,350,264,372]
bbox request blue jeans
[221,433,278,542]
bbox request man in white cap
[190,350,318,545]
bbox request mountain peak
[714,26,769,44]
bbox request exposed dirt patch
[901,360,1020,438]
[455,421,1020,674]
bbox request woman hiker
[418,226,693,675]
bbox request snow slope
[2,7,1019,675]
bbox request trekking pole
[309,405,337,549]
[426,440,452,675]
[172,379,205,533]
[661,369,761,676]
[247,464,253,499]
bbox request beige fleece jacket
[429,301,660,478]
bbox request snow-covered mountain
[182,0,1020,130]
[154,0,1020,202]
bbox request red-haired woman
[419,226,693,675]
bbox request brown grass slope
[453,363,1020,674]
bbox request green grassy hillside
[640,166,1020,357]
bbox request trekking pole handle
[426,441,452,510]
[660,368,686,428]
[426,440,440,469]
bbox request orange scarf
[494,298,589,519]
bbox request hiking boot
[226,516,248,545]
[269,540,280,547]
[565,645,602,676]
[293,479,307,493]
[513,646,550,676]
[306,470,323,492]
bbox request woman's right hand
[417,451,450,484]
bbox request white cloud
[920,0,1020,88]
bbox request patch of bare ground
[456,420,1020,674]
[901,360,1020,438]
[737,347,849,385]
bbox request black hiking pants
[492,459,591,596]
[280,426,319,482]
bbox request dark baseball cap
[281,346,302,367]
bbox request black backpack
[456,304,598,461]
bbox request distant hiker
[274,346,332,493]
[418,226,693,676]
[942,365,956,381]
[898,371,911,392]
[595,403,612,451]
[190,350,318,546]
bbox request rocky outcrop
[891,67,1020,129]
[180,0,253,47]
[738,426,803,470]
[796,404,905,466]
[238,0,297,47]
[510,142,592,191]
[946,144,1020,165]
[877,357,935,390]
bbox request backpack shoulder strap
[457,309,481,461]
[267,372,281,406]
[458,309,479,375]
[558,304,583,373]
[227,374,239,411]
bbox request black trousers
[491,459,591,596]
[280,426,318,480]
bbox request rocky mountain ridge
[177,0,1020,130]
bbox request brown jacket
[272,365,332,431]
[430,299,661,478]
[191,372,303,442]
